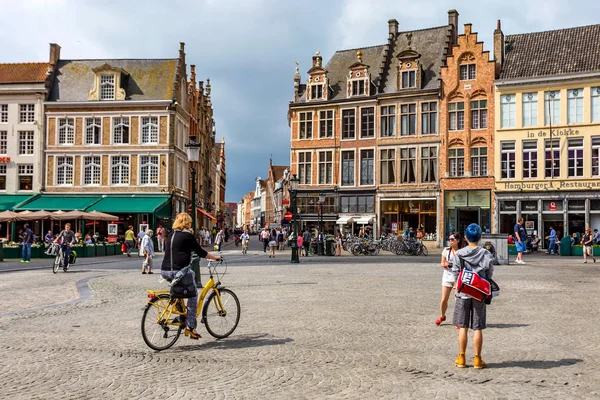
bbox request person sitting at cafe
[44,230,54,245]
[84,234,94,244]
[507,234,515,244]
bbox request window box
[95,244,106,257]
[84,244,96,258]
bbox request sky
[1,0,599,202]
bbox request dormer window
[89,63,127,101]
[311,84,323,99]
[100,75,115,100]
[352,80,366,96]
[460,64,476,80]
[401,70,416,88]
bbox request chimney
[448,10,459,45]
[494,20,505,78]
[312,52,322,68]
[388,19,398,38]
[293,62,301,102]
[49,43,61,66]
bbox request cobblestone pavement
[0,250,599,399]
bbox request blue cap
[464,223,482,243]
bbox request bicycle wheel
[421,245,429,256]
[141,294,183,351]
[351,244,361,256]
[53,255,61,274]
[203,288,240,339]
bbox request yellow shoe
[454,353,466,368]
[473,355,487,369]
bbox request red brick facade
[439,24,496,238]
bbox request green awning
[86,195,171,214]
[15,195,102,211]
[0,194,37,211]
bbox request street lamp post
[289,174,300,264]
[185,140,201,286]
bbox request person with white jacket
[141,229,155,274]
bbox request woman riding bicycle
[55,223,76,271]
[161,212,221,340]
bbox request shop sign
[391,222,398,232]
[568,202,585,211]
[467,191,490,208]
[408,201,419,214]
[522,201,538,212]
[500,201,517,212]
[502,180,600,191]
[543,200,563,212]
[525,128,580,138]
[446,191,467,207]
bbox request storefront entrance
[445,190,491,239]
[457,208,479,234]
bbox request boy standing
[451,223,494,369]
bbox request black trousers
[263,238,269,252]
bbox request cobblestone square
[1,251,599,399]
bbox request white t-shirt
[442,247,457,283]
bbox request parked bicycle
[141,259,241,351]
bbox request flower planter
[594,246,600,256]
[106,243,115,256]
[95,244,106,257]
[3,246,20,259]
[71,246,84,259]
[115,243,123,255]
[508,245,518,255]
[31,246,42,259]
[84,245,96,258]
[571,246,583,256]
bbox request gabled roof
[0,63,49,84]
[271,165,289,182]
[49,59,178,101]
[500,24,600,80]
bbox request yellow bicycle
[141,259,240,351]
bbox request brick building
[264,160,289,227]
[493,23,600,241]
[16,43,194,237]
[439,22,496,240]
[290,11,460,243]
[0,44,57,231]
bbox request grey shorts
[453,297,487,330]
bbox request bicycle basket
[46,243,60,256]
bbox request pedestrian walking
[141,229,155,274]
[451,224,494,369]
[277,229,284,251]
[241,230,250,254]
[435,232,464,326]
[335,231,342,256]
[125,225,135,257]
[215,229,224,253]
[20,224,34,263]
[260,227,269,252]
[513,217,527,264]
[302,228,311,256]
[546,225,557,255]
[269,228,277,258]
[156,224,165,252]
[582,227,596,263]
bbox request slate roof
[500,24,600,80]
[49,59,178,101]
[384,25,452,93]
[296,25,451,102]
[0,63,49,84]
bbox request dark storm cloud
[0,0,599,202]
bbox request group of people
[511,219,600,264]
[124,224,166,275]
[437,223,494,369]
[259,226,289,258]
